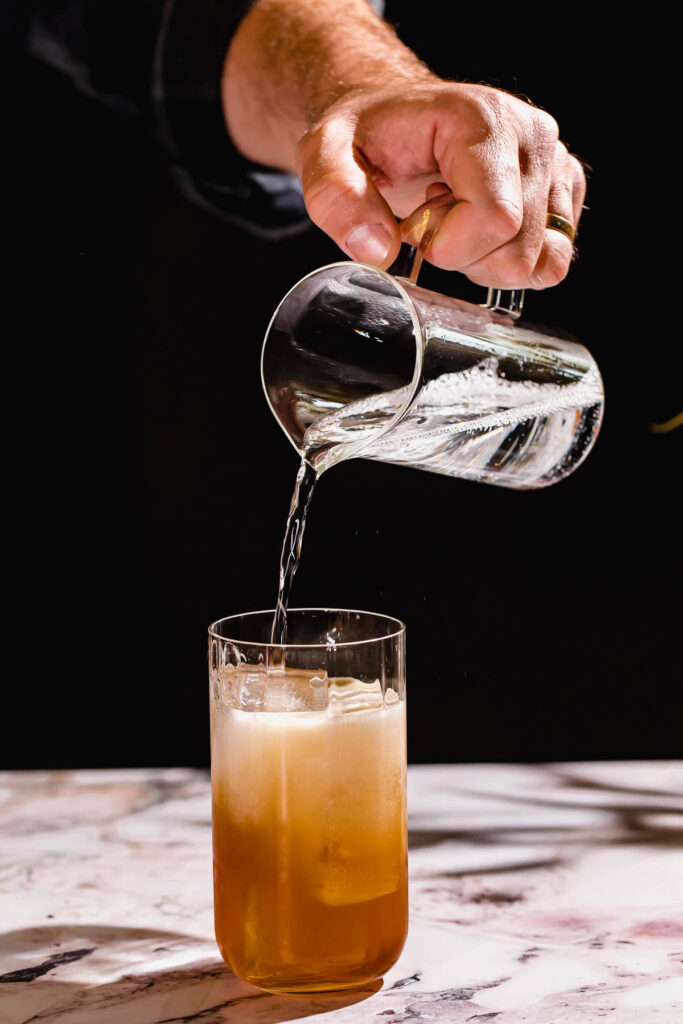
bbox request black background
[4,7,680,768]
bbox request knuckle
[486,198,524,242]
[451,86,509,142]
[511,251,538,282]
[532,108,560,145]
[304,172,358,221]
[296,118,348,181]
[569,155,587,194]
[568,153,585,177]
[533,247,571,289]
[488,245,538,287]
[548,178,573,209]
[478,87,507,121]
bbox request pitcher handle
[396,193,525,319]
[484,287,525,319]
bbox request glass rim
[208,607,406,649]
[260,260,425,468]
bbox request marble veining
[1,763,682,1023]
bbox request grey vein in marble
[1,763,682,1023]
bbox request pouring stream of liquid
[269,194,524,653]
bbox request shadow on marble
[409,827,570,851]
[410,770,683,855]
[557,764,683,800]
[0,924,381,1024]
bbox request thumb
[297,121,400,269]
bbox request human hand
[298,81,585,289]
[223,0,585,289]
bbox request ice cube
[307,673,329,710]
[312,843,401,906]
[211,663,238,705]
[262,668,329,711]
[262,669,288,711]
[327,677,383,716]
[384,687,399,706]
[238,669,267,710]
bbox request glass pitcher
[261,199,603,488]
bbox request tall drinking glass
[208,608,408,994]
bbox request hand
[223,0,585,289]
[298,82,585,289]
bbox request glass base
[246,976,384,995]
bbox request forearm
[222,0,433,172]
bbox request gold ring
[546,212,576,243]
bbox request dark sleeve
[6,0,309,237]
[153,0,308,237]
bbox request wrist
[222,0,434,172]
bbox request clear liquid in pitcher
[263,264,603,486]
[304,342,603,487]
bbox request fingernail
[346,224,393,266]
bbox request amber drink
[208,609,408,993]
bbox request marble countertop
[1,763,682,1023]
